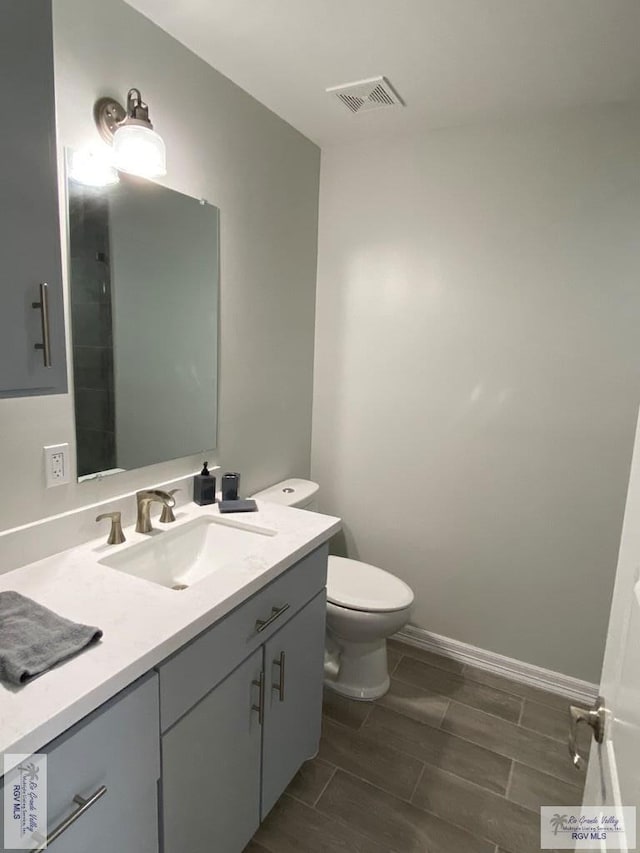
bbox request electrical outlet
[44,443,70,487]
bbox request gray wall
[0,0,319,530]
[312,106,640,682]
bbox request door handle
[568,695,606,769]
[33,786,107,850]
[32,282,52,368]
[272,651,285,702]
[252,670,265,725]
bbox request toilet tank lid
[251,478,319,507]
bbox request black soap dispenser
[193,462,216,506]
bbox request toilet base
[324,637,391,701]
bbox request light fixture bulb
[68,147,119,188]
[111,123,166,178]
[94,88,167,179]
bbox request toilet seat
[327,556,414,613]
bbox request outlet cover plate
[44,443,70,487]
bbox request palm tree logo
[550,814,568,836]
[17,763,39,782]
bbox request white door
[576,410,640,845]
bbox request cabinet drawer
[1,673,160,852]
[158,544,328,731]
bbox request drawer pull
[32,282,52,368]
[273,651,286,702]
[255,603,290,633]
[34,785,107,850]
[252,670,265,725]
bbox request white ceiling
[126,0,640,147]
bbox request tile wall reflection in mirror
[66,157,219,481]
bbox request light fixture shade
[112,124,166,178]
[68,148,119,188]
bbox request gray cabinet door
[0,673,160,853]
[0,0,67,397]
[158,545,328,733]
[261,590,326,818]
[162,648,263,853]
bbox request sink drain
[171,583,189,591]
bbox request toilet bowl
[325,555,413,699]
[251,479,414,701]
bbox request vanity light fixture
[94,88,166,178]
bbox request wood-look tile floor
[248,640,588,853]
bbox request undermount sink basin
[99,516,277,590]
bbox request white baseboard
[394,625,598,705]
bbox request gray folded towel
[0,591,103,685]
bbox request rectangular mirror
[66,158,219,481]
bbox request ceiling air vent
[326,76,404,114]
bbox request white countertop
[0,501,340,772]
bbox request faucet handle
[96,511,126,545]
[160,489,180,524]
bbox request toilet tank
[251,478,319,510]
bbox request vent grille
[337,93,365,114]
[327,76,404,115]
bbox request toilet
[251,478,414,700]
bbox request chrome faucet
[136,489,176,534]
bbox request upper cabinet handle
[32,282,52,367]
[255,603,290,633]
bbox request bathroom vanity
[0,499,340,852]
[0,4,333,849]
[160,546,326,852]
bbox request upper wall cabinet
[0,0,67,398]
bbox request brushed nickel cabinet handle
[252,670,265,725]
[568,696,606,769]
[255,603,289,633]
[273,651,286,702]
[32,282,52,367]
[34,785,107,850]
